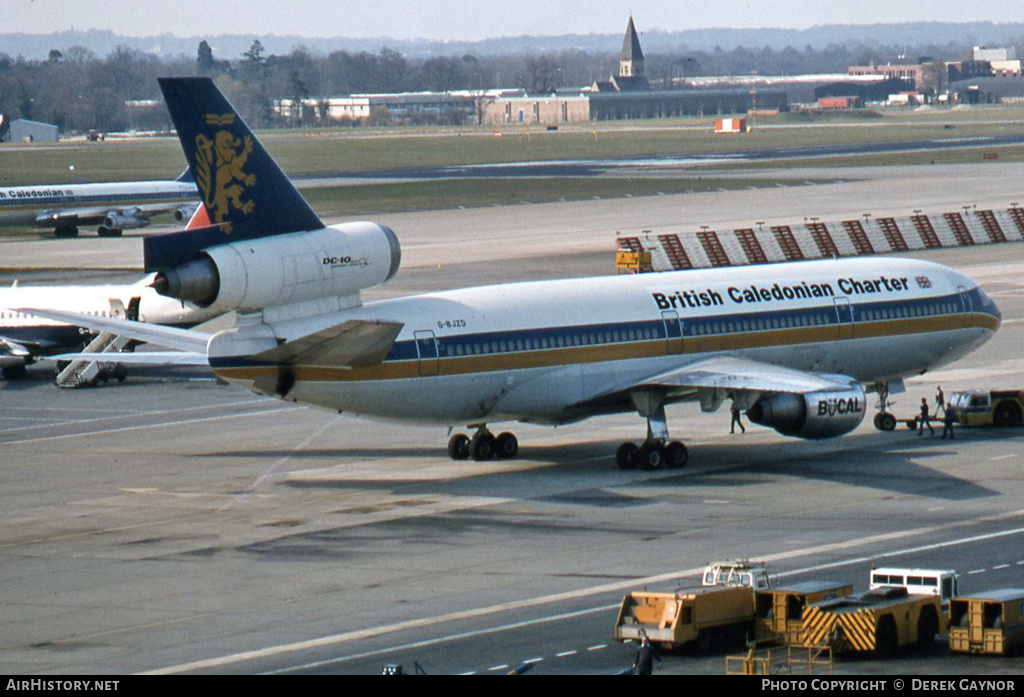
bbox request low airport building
[3,118,58,143]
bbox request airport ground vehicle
[946,389,1024,428]
[803,586,943,656]
[614,585,756,651]
[802,588,942,655]
[949,589,1024,656]
[702,561,771,590]
[869,566,959,607]
[614,562,774,651]
[753,581,853,644]
[797,567,957,655]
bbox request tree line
[0,37,1003,134]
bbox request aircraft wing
[15,308,210,355]
[574,355,858,412]
[0,337,35,364]
[45,351,209,366]
[635,355,857,394]
[1,336,41,355]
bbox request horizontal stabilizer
[252,320,404,369]
[16,308,210,355]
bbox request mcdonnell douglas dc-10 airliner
[27,78,1001,469]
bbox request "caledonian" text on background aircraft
[26,77,1002,469]
[0,169,198,237]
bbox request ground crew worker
[941,404,956,440]
[633,635,662,675]
[918,397,935,436]
[730,402,745,434]
[935,385,945,416]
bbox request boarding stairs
[55,297,138,388]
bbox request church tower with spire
[592,15,651,92]
[619,15,645,79]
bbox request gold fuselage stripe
[211,312,998,384]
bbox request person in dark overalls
[633,635,662,675]
[918,397,935,436]
[730,402,746,434]
[941,404,956,440]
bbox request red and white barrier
[618,205,1024,272]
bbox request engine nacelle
[103,210,150,230]
[0,354,28,369]
[173,203,200,222]
[152,222,401,314]
[747,386,866,440]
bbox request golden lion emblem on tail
[195,113,256,232]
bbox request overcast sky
[3,0,1023,40]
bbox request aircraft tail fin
[157,77,323,243]
[174,167,195,184]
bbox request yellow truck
[614,585,755,651]
[802,587,942,656]
[949,589,1024,656]
[946,390,1024,428]
[753,581,854,645]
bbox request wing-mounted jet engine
[746,386,867,439]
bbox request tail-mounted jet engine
[151,222,401,314]
[746,386,866,440]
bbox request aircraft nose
[981,286,1002,327]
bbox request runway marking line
[142,509,1024,675]
[0,398,277,437]
[0,406,296,446]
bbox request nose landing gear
[873,381,900,432]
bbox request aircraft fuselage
[209,255,999,427]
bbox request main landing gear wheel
[469,431,496,461]
[447,433,470,460]
[616,440,687,471]
[873,412,897,432]
[494,432,519,459]
[447,428,520,461]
